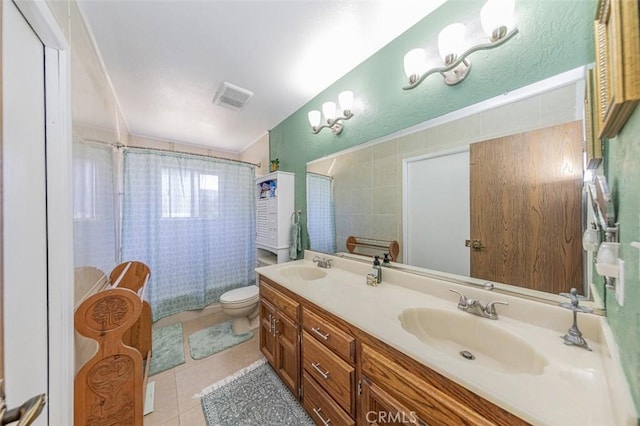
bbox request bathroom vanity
[257,251,637,425]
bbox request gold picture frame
[585,68,603,169]
[594,0,640,139]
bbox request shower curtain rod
[72,133,261,168]
[123,145,262,168]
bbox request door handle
[465,239,484,250]
[0,381,46,426]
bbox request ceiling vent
[212,82,253,111]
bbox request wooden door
[275,311,300,397]
[259,298,276,366]
[360,378,422,425]
[469,121,583,294]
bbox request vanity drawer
[259,279,299,321]
[302,307,355,364]
[302,331,355,416]
[302,373,354,426]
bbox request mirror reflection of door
[469,121,584,294]
[405,149,470,275]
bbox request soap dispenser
[373,256,382,283]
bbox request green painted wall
[604,106,640,411]
[270,0,595,224]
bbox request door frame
[2,1,74,423]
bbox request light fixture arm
[311,111,354,135]
[403,28,518,90]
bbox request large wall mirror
[306,67,602,309]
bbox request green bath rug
[149,322,185,376]
[188,321,253,360]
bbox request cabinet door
[259,298,276,366]
[361,378,423,425]
[275,311,300,397]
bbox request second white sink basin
[278,265,327,281]
[399,307,548,375]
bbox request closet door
[2,1,48,422]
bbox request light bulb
[438,23,466,64]
[481,0,515,41]
[308,110,321,128]
[582,229,599,252]
[338,91,354,114]
[597,242,619,265]
[322,102,336,123]
[404,48,427,82]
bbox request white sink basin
[399,307,548,375]
[278,265,327,281]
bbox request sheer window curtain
[72,139,117,277]
[122,149,256,321]
[307,173,336,253]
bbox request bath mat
[149,322,185,376]
[198,359,314,426]
[188,321,253,360]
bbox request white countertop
[256,251,637,426]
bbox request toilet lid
[220,285,259,303]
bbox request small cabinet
[259,278,300,397]
[256,171,294,263]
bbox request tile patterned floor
[143,311,263,425]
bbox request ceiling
[77,0,447,153]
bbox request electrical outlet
[616,258,625,306]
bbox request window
[73,157,97,220]
[161,168,219,218]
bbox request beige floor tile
[143,369,179,425]
[175,334,262,413]
[144,312,263,424]
[179,404,207,426]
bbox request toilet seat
[220,285,258,304]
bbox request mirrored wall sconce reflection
[308,91,354,135]
[583,222,621,290]
[403,0,518,89]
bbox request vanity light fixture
[403,0,518,89]
[308,91,354,135]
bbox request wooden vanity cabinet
[259,277,300,397]
[360,378,422,426]
[257,275,528,426]
[359,343,528,426]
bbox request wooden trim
[594,0,640,138]
[585,68,603,169]
[0,0,5,381]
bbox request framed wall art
[593,0,640,139]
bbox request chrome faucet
[449,289,508,320]
[313,256,333,269]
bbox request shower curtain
[72,139,118,276]
[306,173,336,254]
[122,148,256,321]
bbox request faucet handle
[485,300,509,318]
[449,289,467,308]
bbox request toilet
[220,285,260,334]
